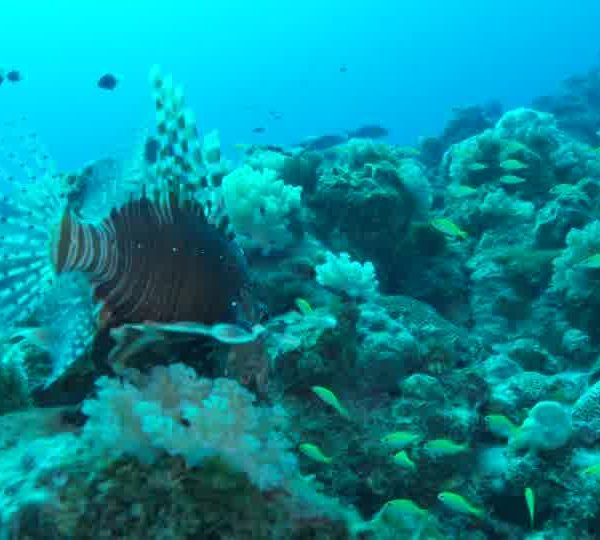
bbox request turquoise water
[3,3,600,538]
[1,0,599,167]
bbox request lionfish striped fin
[9,274,99,388]
[0,119,68,326]
[147,65,236,241]
[0,123,104,388]
[34,273,99,387]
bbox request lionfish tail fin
[0,119,67,327]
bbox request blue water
[1,0,599,169]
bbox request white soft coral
[222,165,302,254]
[82,364,299,491]
[315,251,379,299]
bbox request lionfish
[0,66,264,387]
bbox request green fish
[392,450,417,470]
[438,492,484,519]
[503,140,527,155]
[580,464,600,476]
[448,184,478,197]
[294,298,313,315]
[468,162,488,172]
[381,498,428,520]
[424,439,468,456]
[499,174,526,185]
[430,218,468,240]
[525,487,535,529]
[550,183,577,196]
[362,498,429,535]
[579,254,600,269]
[311,386,350,419]
[500,158,527,171]
[485,414,518,439]
[380,431,422,449]
[299,443,332,464]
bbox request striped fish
[0,66,260,387]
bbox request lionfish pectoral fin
[0,119,68,327]
[126,321,266,345]
[8,275,99,388]
[8,326,51,349]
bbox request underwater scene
[3,2,600,539]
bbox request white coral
[82,364,298,491]
[315,251,379,299]
[222,165,302,253]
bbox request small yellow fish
[364,498,429,533]
[430,218,468,240]
[392,450,416,470]
[311,386,350,419]
[299,443,332,464]
[499,174,526,185]
[579,254,600,269]
[485,414,518,439]
[580,464,600,476]
[424,439,468,457]
[550,183,577,196]
[503,140,527,155]
[380,431,422,449]
[448,184,478,197]
[468,162,488,172]
[524,487,535,529]
[294,298,313,315]
[448,185,477,198]
[500,159,527,171]
[438,492,484,519]
[380,498,428,521]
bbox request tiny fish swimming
[0,68,22,86]
[97,72,119,90]
[0,66,260,387]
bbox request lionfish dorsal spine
[147,66,238,237]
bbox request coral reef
[533,64,600,145]
[6,62,600,539]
